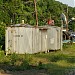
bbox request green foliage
[9,53,32,70]
[10,53,19,65]
[0,23,6,50]
[0,0,75,49]
[1,44,75,74]
[69,20,75,31]
[0,0,75,26]
[38,61,43,69]
[0,51,5,58]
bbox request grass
[0,44,75,75]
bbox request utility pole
[61,19,63,51]
[66,5,68,32]
[34,0,38,27]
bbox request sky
[55,0,75,7]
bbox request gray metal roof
[10,24,33,27]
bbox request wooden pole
[61,20,63,51]
[34,0,38,27]
[66,5,68,31]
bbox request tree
[0,0,75,49]
[0,23,6,50]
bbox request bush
[49,54,67,62]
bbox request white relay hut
[5,24,62,54]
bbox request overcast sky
[55,0,75,7]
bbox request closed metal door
[41,30,47,52]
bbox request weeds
[38,61,43,69]
[0,44,75,75]
[10,53,19,65]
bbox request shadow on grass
[0,62,48,75]
[0,61,75,75]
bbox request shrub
[49,54,67,62]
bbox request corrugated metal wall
[6,27,33,54]
[47,27,56,50]
[5,26,61,54]
[40,29,47,52]
[47,26,61,50]
[18,27,33,54]
[57,27,61,49]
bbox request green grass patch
[0,44,75,75]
